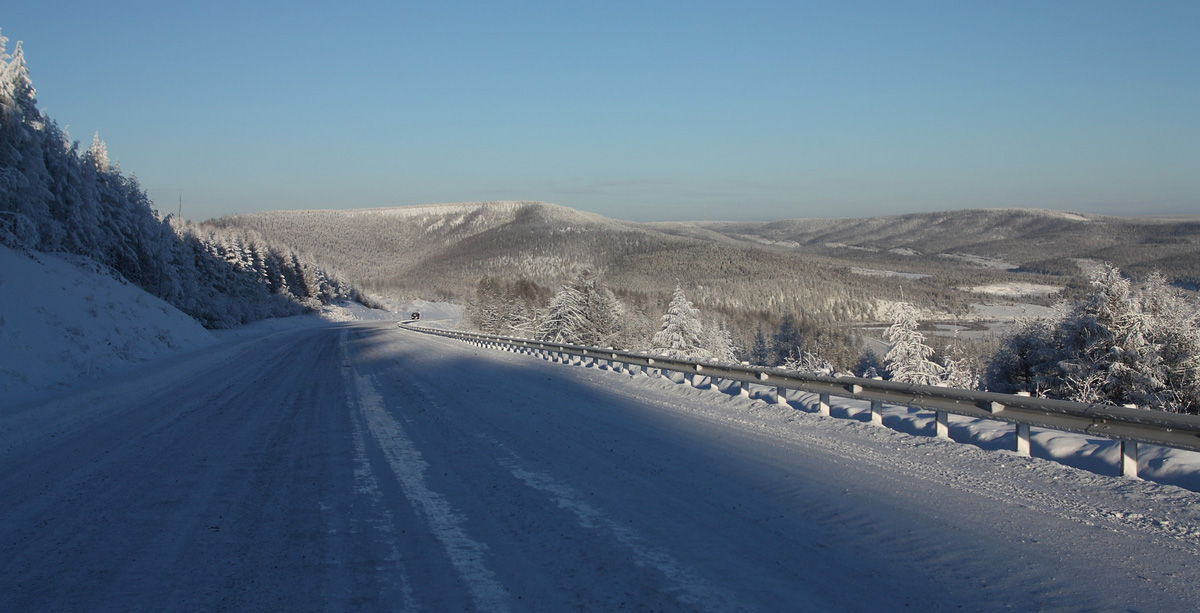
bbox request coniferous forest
[0,32,371,328]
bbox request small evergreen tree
[749,325,772,365]
[651,285,709,360]
[883,302,945,385]
[772,312,803,365]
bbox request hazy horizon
[6,1,1198,223]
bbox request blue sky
[4,1,1198,222]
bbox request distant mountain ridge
[213,203,1200,293]
[650,208,1200,285]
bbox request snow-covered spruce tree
[883,302,945,385]
[0,31,56,250]
[1,31,374,327]
[577,272,625,347]
[1055,265,1166,406]
[538,284,583,344]
[650,285,710,360]
[538,271,625,347]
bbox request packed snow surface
[0,245,215,402]
[3,318,1200,611]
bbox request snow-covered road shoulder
[0,245,214,402]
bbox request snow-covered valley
[5,244,1200,610]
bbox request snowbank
[0,245,215,402]
[0,243,468,405]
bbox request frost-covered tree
[468,276,504,334]
[576,271,625,347]
[883,302,945,385]
[651,285,709,360]
[0,31,373,329]
[938,325,980,389]
[702,317,738,363]
[985,264,1200,412]
[783,351,835,376]
[538,271,624,347]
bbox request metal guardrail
[401,325,1200,479]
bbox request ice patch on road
[496,450,748,612]
[350,367,510,612]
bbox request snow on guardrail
[400,325,1200,480]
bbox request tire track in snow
[344,335,510,612]
[344,387,419,612]
[494,446,750,613]
[382,356,750,611]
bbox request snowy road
[3,322,1200,611]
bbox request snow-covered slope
[0,245,215,401]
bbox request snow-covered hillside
[0,245,214,402]
[0,244,433,404]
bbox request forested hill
[655,209,1200,288]
[210,202,1200,318]
[0,33,371,328]
[210,201,902,327]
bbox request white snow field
[0,245,215,402]
[3,320,1200,611]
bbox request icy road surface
[2,322,1199,611]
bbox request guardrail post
[870,400,883,426]
[738,380,751,399]
[1015,423,1031,456]
[935,411,949,438]
[1121,440,1139,479]
[818,393,830,416]
[613,355,626,375]
[775,386,789,407]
